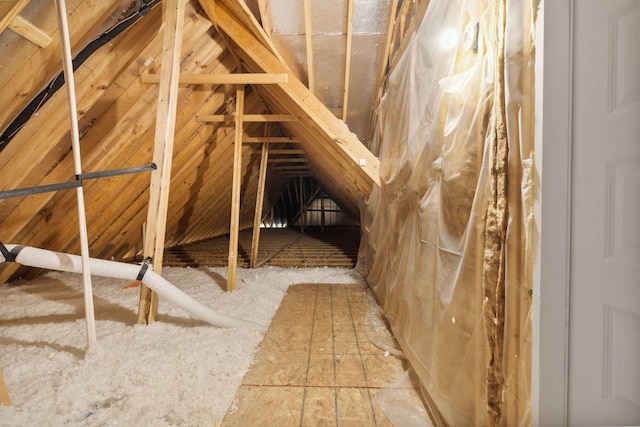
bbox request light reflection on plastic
[439,29,459,50]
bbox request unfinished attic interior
[0,0,538,425]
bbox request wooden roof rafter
[199,0,380,220]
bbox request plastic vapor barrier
[358,0,535,425]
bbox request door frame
[533,0,574,425]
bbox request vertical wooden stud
[342,0,354,122]
[227,85,245,291]
[303,0,315,93]
[138,0,186,324]
[0,368,10,406]
[250,135,269,268]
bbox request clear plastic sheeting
[358,0,535,425]
[376,369,434,427]
[364,289,405,359]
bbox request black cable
[0,0,161,152]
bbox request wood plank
[0,1,121,136]
[10,15,52,48]
[244,136,299,143]
[250,141,269,268]
[268,157,307,163]
[269,149,303,155]
[227,85,245,291]
[196,113,296,122]
[141,72,288,85]
[0,368,10,406]
[302,0,314,93]
[0,0,29,33]
[138,0,185,324]
[342,0,353,122]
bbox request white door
[569,0,640,425]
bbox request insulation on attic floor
[162,227,361,269]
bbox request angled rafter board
[0,0,122,132]
[0,4,163,197]
[0,0,31,32]
[199,1,379,210]
[0,6,164,250]
[0,2,234,283]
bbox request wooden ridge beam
[196,113,296,122]
[141,73,288,85]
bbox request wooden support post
[138,0,185,324]
[250,138,269,268]
[342,0,354,122]
[320,192,325,233]
[303,0,315,93]
[0,368,10,406]
[299,176,305,233]
[227,85,245,291]
[55,0,96,349]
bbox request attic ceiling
[0,0,422,284]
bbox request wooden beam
[269,149,304,155]
[196,113,296,122]
[273,165,312,171]
[268,157,308,163]
[0,0,29,33]
[0,368,10,406]
[243,136,299,143]
[10,15,52,48]
[138,0,186,324]
[342,0,353,122]
[250,140,269,268]
[141,73,288,85]
[302,0,315,93]
[227,85,244,291]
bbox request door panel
[569,0,640,425]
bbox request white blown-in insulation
[1,244,266,330]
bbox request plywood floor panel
[221,283,406,426]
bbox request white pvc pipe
[54,0,97,348]
[2,245,267,331]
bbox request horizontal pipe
[1,244,266,331]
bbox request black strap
[0,242,23,263]
[136,257,153,281]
